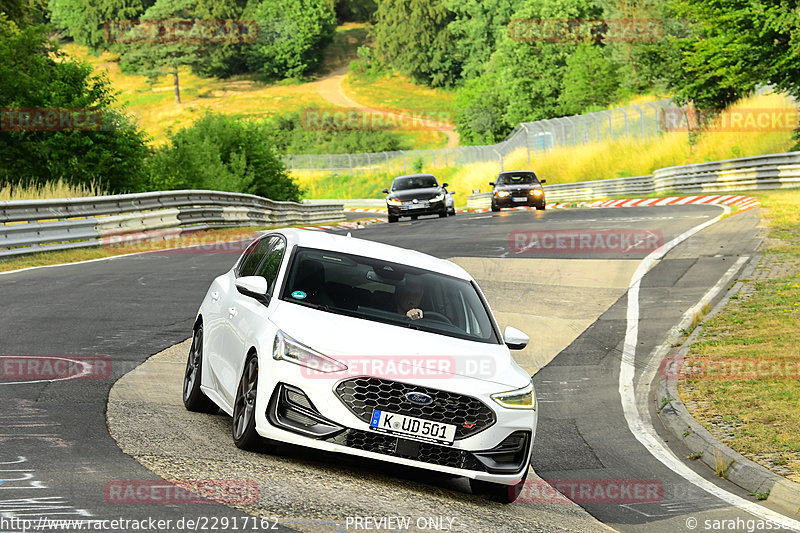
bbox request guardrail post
[366,153,371,173]
[646,102,660,133]
[601,111,613,140]
[618,107,629,138]
[632,104,645,139]
[348,154,353,177]
[494,149,503,172]
[522,124,531,165]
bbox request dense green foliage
[0,16,151,192]
[372,0,460,87]
[263,111,406,155]
[245,0,337,79]
[148,113,302,201]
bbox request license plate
[405,203,426,209]
[369,409,456,445]
[512,197,527,202]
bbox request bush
[148,112,302,201]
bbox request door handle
[228,307,238,317]
[210,291,220,302]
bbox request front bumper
[387,200,447,217]
[492,194,545,209]
[255,365,537,484]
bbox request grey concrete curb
[654,252,800,517]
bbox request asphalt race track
[1,205,797,532]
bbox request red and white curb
[331,195,761,223]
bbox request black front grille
[326,429,485,471]
[334,377,496,439]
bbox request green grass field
[679,189,800,482]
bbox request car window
[391,175,438,191]
[237,236,276,278]
[280,247,500,344]
[497,173,538,185]
[255,237,286,291]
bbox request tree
[445,0,515,81]
[49,0,155,51]
[117,0,206,104]
[148,112,302,201]
[245,0,336,79]
[670,0,800,109]
[558,43,620,114]
[454,0,603,143]
[0,16,150,191]
[372,0,460,87]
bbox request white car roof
[271,228,472,281]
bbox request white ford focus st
[183,228,537,502]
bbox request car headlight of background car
[491,381,536,410]
[387,198,402,206]
[495,190,510,198]
[273,330,347,372]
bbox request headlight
[530,189,543,196]
[387,198,402,206]
[431,193,445,202]
[491,381,536,410]
[495,190,510,198]
[273,330,347,372]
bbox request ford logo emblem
[406,392,433,405]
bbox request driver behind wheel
[395,277,424,320]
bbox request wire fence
[283,98,675,176]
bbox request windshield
[391,175,438,191]
[280,247,499,344]
[496,172,539,185]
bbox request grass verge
[678,188,800,483]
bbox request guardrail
[465,151,800,206]
[0,190,344,259]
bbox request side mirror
[450,191,456,195]
[236,276,270,303]
[489,182,495,187]
[442,182,449,188]
[382,188,389,194]
[503,326,529,350]
[540,179,547,184]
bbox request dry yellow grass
[0,179,106,201]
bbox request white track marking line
[619,205,800,528]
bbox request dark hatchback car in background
[383,173,455,223]
[490,171,546,211]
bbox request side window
[237,237,276,278]
[255,238,286,291]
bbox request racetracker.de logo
[1,108,104,132]
[299,355,497,380]
[660,107,800,132]
[516,479,664,504]
[104,480,259,505]
[104,19,258,44]
[101,229,259,255]
[509,229,663,254]
[660,356,800,381]
[508,18,664,43]
[1,356,111,380]
[300,108,454,131]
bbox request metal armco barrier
[466,151,800,206]
[0,190,344,258]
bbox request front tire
[388,214,399,223]
[232,353,262,451]
[470,469,528,504]
[491,203,501,212]
[537,203,546,210]
[183,324,217,413]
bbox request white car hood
[270,300,530,389]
